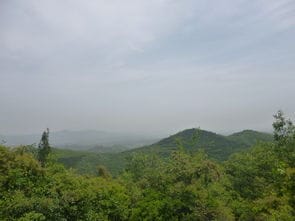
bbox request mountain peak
[130,128,273,161]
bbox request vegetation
[0,112,294,220]
[56,129,273,175]
[54,148,126,176]
[37,128,51,167]
[227,130,273,147]
[130,129,273,160]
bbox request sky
[0,0,295,136]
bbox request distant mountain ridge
[227,129,273,146]
[125,128,273,161]
[0,130,159,150]
[56,128,273,175]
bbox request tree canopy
[0,111,294,220]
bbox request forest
[0,111,294,221]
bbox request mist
[1,0,295,136]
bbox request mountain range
[55,128,273,175]
[125,128,273,160]
[0,130,159,150]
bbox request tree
[37,128,51,167]
[96,165,111,179]
[273,110,295,146]
[272,111,295,166]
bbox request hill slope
[127,129,244,161]
[227,130,273,146]
[54,148,125,175]
[56,128,274,175]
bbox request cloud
[0,0,294,134]
[0,1,194,63]
[1,0,294,73]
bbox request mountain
[0,133,40,146]
[87,144,132,153]
[227,130,273,146]
[126,129,239,161]
[1,130,159,151]
[125,128,273,161]
[55,128,274,175]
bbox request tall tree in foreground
[37,128,51,167]
[273,110,295,145]
[272,110,295,166]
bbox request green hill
[56,128,274,175]
[227,129,273,146]
[124,128,274,168]
[126,129,245,161]
[53,148,126,175]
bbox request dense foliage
[0,112,294,220]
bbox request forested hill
[56,128,273,175]
[126,128,273,161]
[227,129,273,146]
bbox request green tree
[273,110,295,146]
[96,165,111,179]
[272,110,295,167]
[224,110,295,220]
[37,128,51,167]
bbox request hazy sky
[1,0,295,135]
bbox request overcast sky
[0,0,295,136]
